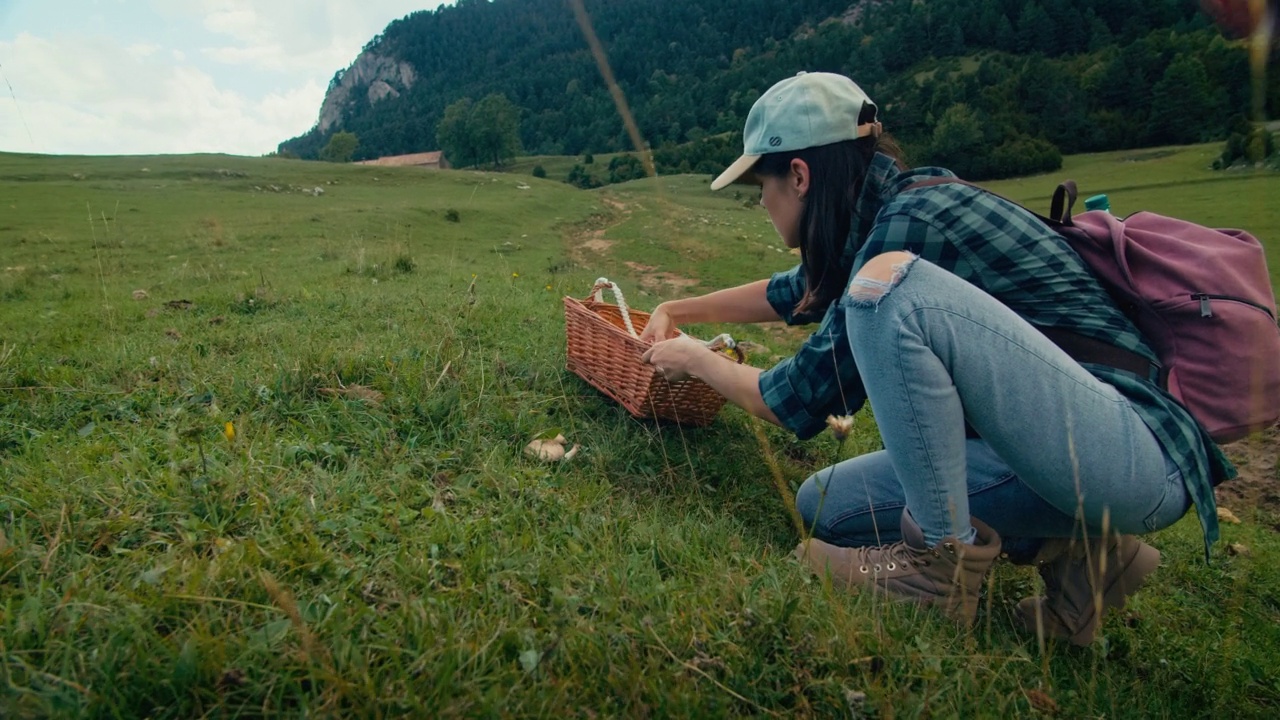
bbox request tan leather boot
[1015,534,1160,646]
[794,511,1003,626]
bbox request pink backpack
[907,177,1280,443]
[1046,181,1280,443]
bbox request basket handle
[590,278,639,338]
[587,278,744,363]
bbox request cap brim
[710,154,761,191]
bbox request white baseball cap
[710,72,881,190]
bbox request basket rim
[563,295,653,353]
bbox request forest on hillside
[279,0,1277,180]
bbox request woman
[639,72,1232,643]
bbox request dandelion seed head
[825,414,854,441]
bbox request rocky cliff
[317,51,417,134]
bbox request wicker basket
[564,279,744,426]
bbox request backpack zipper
[1190,293,1277,320]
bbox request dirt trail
[1217,424,1280,525]
[566,195,628,264]
[567,193,699,294]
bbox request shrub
[1217,126,1277,168]
[394,255,417,274]
[981,136,1062,180]
[606,154,645,184]
[566,164,601,189]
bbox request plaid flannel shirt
[758,152,1234,555]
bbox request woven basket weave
[564,282,742,426]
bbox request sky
[0,0,442,156]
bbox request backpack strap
[1049,180,1078,225]
[901,176,1162,385]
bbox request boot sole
[1017,541,1161,646]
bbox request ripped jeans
[797,254,1190,551]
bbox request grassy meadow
[1,145,1279,718]
[503,153,626,185]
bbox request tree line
[279,0,1277,181]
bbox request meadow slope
[1,147,1278,718]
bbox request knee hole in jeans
[848,251,917,305]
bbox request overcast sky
[0,0,438,157]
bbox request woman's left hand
[641,335,711,382]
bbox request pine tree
[1149,55,1215,145]
[1016,1,1057,56]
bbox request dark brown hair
[754,109,906,317]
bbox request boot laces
[848,539,935,575]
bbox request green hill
[2,148,1278,716]
[281,0,1278,182]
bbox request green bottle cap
[1084,194,1110,212]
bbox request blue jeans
[797,256,1190,549]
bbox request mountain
[279,0,1275,180]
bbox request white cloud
[126,43,162,60]
[0,32,323,155]
[196,0,426,74]
[201,6,262,40]
[0,1,441,155]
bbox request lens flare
[1202,0,1278,119]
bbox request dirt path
[566,192,699,295]
[1217,424,1280,525]
[565,195,627,265]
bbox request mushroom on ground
[524,434,580,462]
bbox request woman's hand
[639,303,680,343]
[637,281,779,343]
[641,333,784,427]
[641,335,712,382]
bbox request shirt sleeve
[758,299,868,440]
[765,264,825,326]
[762,265,803,324]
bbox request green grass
[2,146,1279,718]
[987,144,1280,280]
[504,153,627,184]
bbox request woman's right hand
[640,303,680,343]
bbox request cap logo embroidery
[768,136,782,147]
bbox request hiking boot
[793,511,1002,626]
[1015,534,1160,646]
